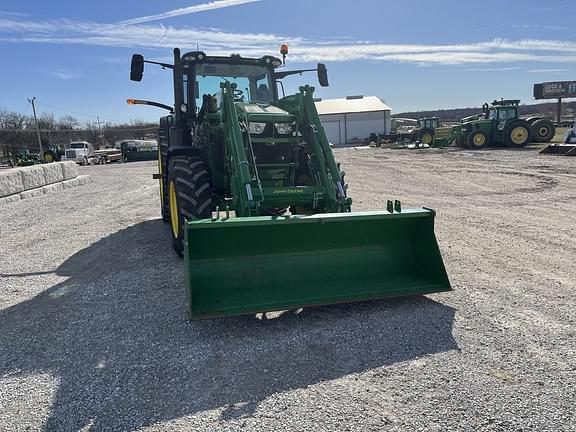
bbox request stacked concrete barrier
[0,161,90,204]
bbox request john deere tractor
[440,99,555,150]
[128,47,450,319]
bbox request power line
[34,101,115,123]
[0,127,158,133]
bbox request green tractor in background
[128,47,450,320]
[413,117,439,146]
[43,145,63,163]
[439,99,555,150]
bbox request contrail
[118,0,263,25]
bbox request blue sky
[0,0,575,124]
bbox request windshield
[192,63,275,109]
[70,143,87,149]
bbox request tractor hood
[235,102,293,122]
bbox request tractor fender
[523,116,542,125]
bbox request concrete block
[42,182,64,195]
[0,194,21,204]
[61,161,79,180]
[42,163,65,185]
[76,175,91,185]
[61,178,80,188]
[0,169,24,197]
[20,188,45,199]
[20,165,46,190]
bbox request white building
[315,95,392,146]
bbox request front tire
[167,156,212,257]
[467,130,489,150]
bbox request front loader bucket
[184,209,451,319]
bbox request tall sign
[533,81,576,100]
[533,80,576,125]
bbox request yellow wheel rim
[473,133,486,145]
[169,181,179,238]
[45,153,53,162]
[421,133,432,144]
[511,126,528,144]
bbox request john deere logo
[272,188,304,194]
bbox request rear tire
[531,119,555,143]
[504,120,532,148]
[167,155,212,257]
[466,130,489,150]
[418,128,434,146]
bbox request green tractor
[43,145,63,163]
[441,99,555,150]
[414,117,439,146]
[128,47,450,319]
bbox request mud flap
[184,209,451,319]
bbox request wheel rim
[511,126,528,144]
[539,126,549,137]
[45,153,53,162]
[473,133,486,146]
[421,133,432,144]
[169,181,179,238]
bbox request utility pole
[96,116,105,148]
[28,97,44,160]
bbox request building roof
[315,96,392,115]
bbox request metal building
[315,95,392,146]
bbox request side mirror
[317,63,329,87]
[130,54,144,82]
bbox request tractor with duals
[436,99,555,149]
[127,46,451,320]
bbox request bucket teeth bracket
[386,199,402,213]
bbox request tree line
[0,109,157,156]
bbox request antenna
[196,42,199,51]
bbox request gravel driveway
[0,148,575,431]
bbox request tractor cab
[418,117,440,130]
[486,99,519,130]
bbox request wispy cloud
[118,0,263,25]
[36,67,81,80]
[526,69,568,73]
[1,16,576,66]
[463,67,520,72]
[0,10,28,17]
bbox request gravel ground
[0,148,575,431]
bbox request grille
[65,149,77,158]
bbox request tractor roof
[491,99,520,107]
[181,51,283,68]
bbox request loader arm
[297,85,351,212]
[220,81,260,216]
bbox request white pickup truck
[64,141,94,165]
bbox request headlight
[249,122,266,134]
[274,123,293,135]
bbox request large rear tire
[167,155,212,257]
[531,118,555,143]
[504,120,532,148]
[159,144,170,222]
[418,128,434,146]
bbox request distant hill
[393,100,576,123]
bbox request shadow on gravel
[0,220,457,431]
